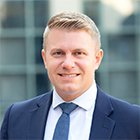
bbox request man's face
[42,29,103,101]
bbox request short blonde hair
[43,12,101,48]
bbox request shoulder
[97,85,140,119]
[7,90,53,114]
[97,86,140,137]
[101,89,140,137]
[0,91,53,139]
[108,92,140,115]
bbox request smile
[58,74,80,77]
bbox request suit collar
[89,86,115,140]
[27,91,53,139]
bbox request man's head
[42,12,103,101]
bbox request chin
[60,87,79,95]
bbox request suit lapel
[27,91,53,139]
[89,87,115,140]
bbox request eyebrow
[73,48,86,51]
[49,48,87,53]
[48,48,62,53]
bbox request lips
[58,73,80,77]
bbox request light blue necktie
[52,103,78,140]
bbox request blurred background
[0,0,140,124]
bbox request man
[0,12,140,140]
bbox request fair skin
[42,29,103,101]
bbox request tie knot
[59,103,78,115]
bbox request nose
[61,54,75,70]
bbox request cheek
[81,58,95,71]
[47,65,56,82]
[47,63,56,72]
[45,56,56,68]
[46,60,61,73]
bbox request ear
[95,49,103,70]
[41,49,48,69]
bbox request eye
[73,51,87,57]
[75,52,83,55]
[51,50,64,57]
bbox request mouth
[58,73,80,78]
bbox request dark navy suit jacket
[1,86,140,140]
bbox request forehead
[45,29,95,48]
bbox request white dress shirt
[44,81,97,140]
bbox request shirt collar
[52,81,97,111]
